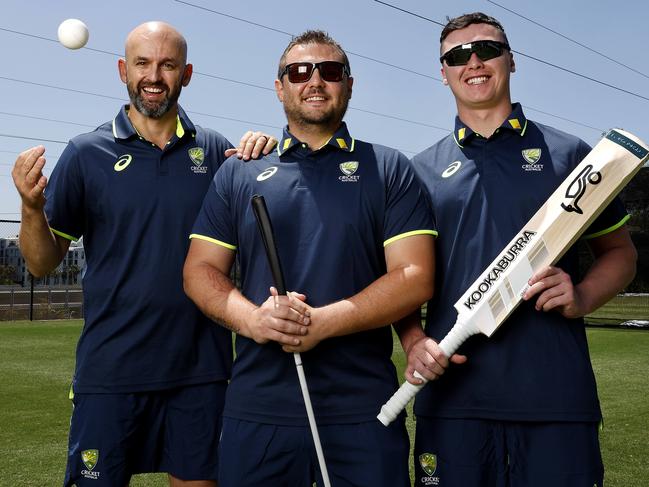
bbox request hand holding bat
[378,128,649,426]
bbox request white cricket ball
[57,19,89,50]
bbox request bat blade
[377,128,649,426]
[454,129,649,341]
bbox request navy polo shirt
[45,104,234,393]
[410,103,627,422]
[191,122,436,425]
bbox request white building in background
[0,237,85,286]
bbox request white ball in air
[57,19,89,50]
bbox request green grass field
[0,320,647,486]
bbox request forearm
[314,263,433,338]
[19,206,66,277]
[183,261,257,336]
[576,244,637,315]
[394,309,427,354]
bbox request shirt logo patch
[339,161,360,182]
[257,166,278,181]
[81,449,101,480]
[419,452,440,485]
[442,161,462,178]
[189,147,205,166]
[521,148,543,171]
[114,154,132,172]
[189,147,207,174]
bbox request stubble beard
[283,95,350,131]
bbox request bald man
[12,21,274,487]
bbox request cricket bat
[377,128,649,426]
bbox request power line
[485,0,649,80]
[173,0,439,81]
[0,149,62,159]
[0,25,606,133]
[373,0,444,26]
[523,106,604,132]
[372,0,649,102]
[0,26,122,57]
[0,134,67,144]
[0,111,96,128]
[512,51,649,102]
[0,75,450,133]
[0,76,125,102]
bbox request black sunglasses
[440,40,510,66]
[280,61,349,83]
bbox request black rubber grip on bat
[251,194,287,295]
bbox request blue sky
[1,0,647,221]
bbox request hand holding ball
[57,19,89,49]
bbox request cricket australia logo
[419,453,440,485]
[339,161,360,182]
[189,147,207,174]
[521,148,543,171]
[442,160,462,178]
[113,154,132,172]
[81,449,100,480]
[561,164,602,215]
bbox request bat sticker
[561,164,602,214]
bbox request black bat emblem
[561,164,602,214]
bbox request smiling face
[119,22,192,119]
[440,22,515,115]
[275,42,353,136]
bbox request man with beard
[182,30,436,486]
[12,21,275,487]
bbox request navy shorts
[414,417,604,487]
[63,381,226,486]
[218,417,410,487]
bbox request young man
[399,12,637,487]
[183,30,436,487]
[12,21,275,487]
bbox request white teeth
[305,96,325,101]
[467,76,488,85]
[143,87,163,93]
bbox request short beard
[283,97,349,130]
[127,83,181,119]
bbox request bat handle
[377,372,426,426]
[377,315,476,426]
[437,314,475,357]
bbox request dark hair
[277,30,351,79]
[440,12,509,45]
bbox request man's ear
[182,63,193,86]
[275,78,284,102]
[118,58,128,84]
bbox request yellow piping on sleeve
[51,228,79,242]
[189,233,237,250]
[582,214,630,240]
[384,229,437,247]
